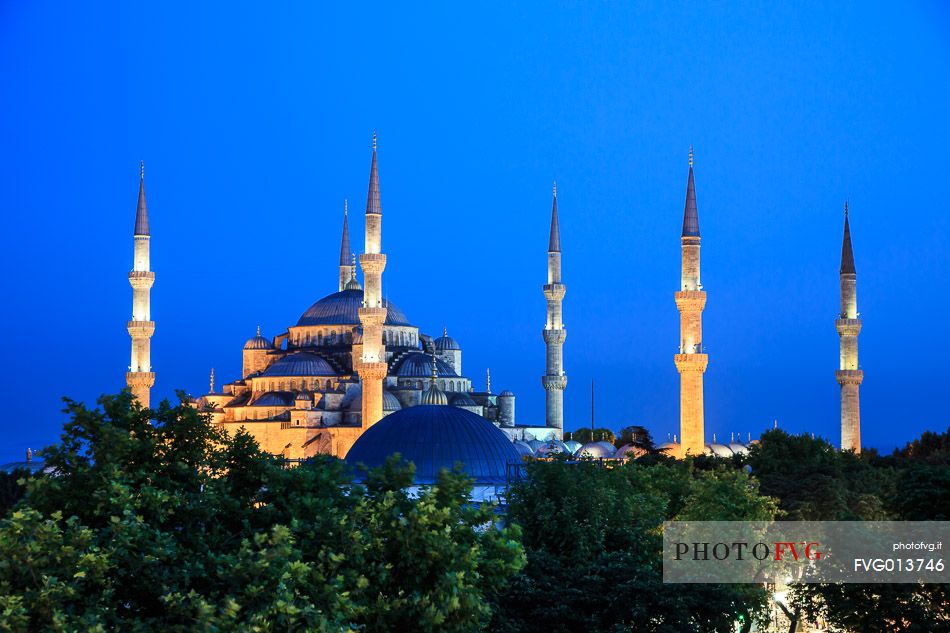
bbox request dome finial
[443,326,447,337]
[553,180,557,198]
[210,368,215,394]
[486,367,491,394]
[844,200,849,217]
[688,146,693,168]
[140,160,145,180]
[256,324,261,337]
[373,130,377,151]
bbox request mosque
[114,136,864,482]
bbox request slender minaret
[357,133,388,428]
[674,148,707,457]
[542,182,567,437]
[339,200,353,291]
[836,203,862,453]
[127,161,156,407]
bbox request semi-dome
[261,352,336,377]
[251,391,297,407]
[244,334,272,350]
[563,440,582,455]
[729,443,749,455]
[451,393,477,407]
[393,352,458,378]
[577,441,614,458]
[342,385,401,412]
[527,438,544,451]
[297,289,412,327]
[344,405,521,485]
[513,440,535,457]
[708,443,734,458]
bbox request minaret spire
[674,148,708,457]
[836,202,862,452]
[127,161,156,407]
[542,182,567,438]
[357,132,388,428]
[339,200,353,291]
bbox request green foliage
[0,470,30,517]
[892,426,950,465]
[492,458,776,632]
[614,425,656,451]
[0,391,524,632]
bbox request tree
[0,391,524,632]
[491,458,776,632]
[614,425,657,451]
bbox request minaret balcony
[358,253,387,275]
[542,328,567,345]
[541,375,567,390]
[835,369,863,385]
[675,291,706,311]
[127,320,156,336]
[128,271,155,289]
[674,353,708,373]
[542,283,566,301]
[835,318,862,336]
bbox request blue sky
[1,1,948,461]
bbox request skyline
[2,1,949,461]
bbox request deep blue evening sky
[1,2,948,461]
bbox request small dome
[393,352,458,378]
[498,390,514,397]
[708,443,734,458]
[527,438,544,451]
[344,276,362,291]
[451,393,477,407]
[345,405,521,485]
[422,383,449,406]
[729,443,749,455]
[513,440,535,457]
[563,440,582,455]
[614,444,646,459]
[434,331,460,351]
[244,334,272,350]
[577,441,614,458]
[536,440,570,457]
[262,352,336,377]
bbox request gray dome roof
[297,289,411,327]
[434,334,460,351]
[451,393,477,407]
[526,439,544,451]
[536,440,570,457]
[393,352,458,378]
[729,443,749,455]
[261,352,336,377]
[577,441,614,458]
[344,405,521,485]
[513,440,535,457]
[707,443,734,458]
[244,335,272,350]
[342,385,401,412]
[498,390,514,397]
[614,444,645,459]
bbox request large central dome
[297,289,412,327]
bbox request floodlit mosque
[107,136,865,489]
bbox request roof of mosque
[342,385,402,412]
[536,440,570,457]
[450,393,477,407]
[498,390,515,397]
[577,441,615,458]
[261,352,336,377]
[251,391,297,407]
[393,352,459,378]
[297,289,412,327]
[244,335,273,350]
[344,405,521,485]
[512,440,535,457]
[434,333,460,351]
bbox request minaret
[674,148,707,457]
[542,182,567,437]
[339,200,353,291]
[836,203,862,453]
[126,161,156,407]
[357,133,388,427]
